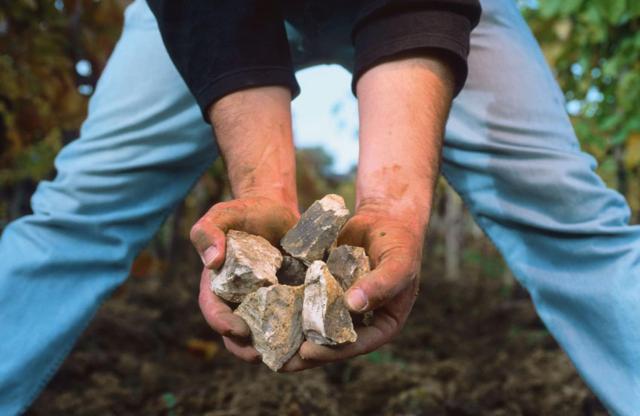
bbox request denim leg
[0,1,214,414]
[443,1,640,414]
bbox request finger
[199,269,251,338]
[379,275,420,321]
[190,203,244,269]
[223,336,261,364]
[338,215,420,312]
[299,323,390,362]
[278,353,322,372]
[345,253,417,312]
[300,285,415,362]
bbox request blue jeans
[1,0,638,414]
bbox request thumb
[190,203,245,269]
[344,251,418,312]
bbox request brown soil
[29,244,607,416]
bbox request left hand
[281,206,425,371]
[281,54,452,371]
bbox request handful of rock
[210,194,371,371]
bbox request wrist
[232,181,298,213]
[357,191,432,227]
[356,173,434,234]
[354,54,452,234]
[225,137,297,211]
[208,86,298,212]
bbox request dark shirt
[146,0,481,120]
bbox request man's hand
[283,54,455,370]
[192,196,299,363]
[281,207,423,371]
[193,86,299,363]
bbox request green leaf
[539,0,563,18]
[600,113,624,131]
[595,0,626,24]
[612,126,629,146]
[616,72,640,110]
[630,0,640,17]
[559,0,583,16]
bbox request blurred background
[1,0,638,414]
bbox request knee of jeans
[26,177,159,263]
[4,210,138,282]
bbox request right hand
[190,196,299,363]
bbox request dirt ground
[29,243,608,416]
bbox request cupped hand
[191,197,299,364]
[282,207,425,372]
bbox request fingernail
[347,288,368,312]
[298,347,308,361]
[202,246,218,266]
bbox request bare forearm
[356,56,455,230]
[194,88,301,347]
[207,86,298,211]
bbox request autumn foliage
[0,0,124,195]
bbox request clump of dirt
[28,245,607,416]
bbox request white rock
[326,245,370,291]
[281,194,349,264]
[303,261,357,345]
[235,284,304,371]
[210,230,282,303]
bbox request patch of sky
[571,62,583,78]
[292,65,359,174]
[566,99,582,115]
[75,59,92,77]
[78,84,94,96]
[586,86,604,103]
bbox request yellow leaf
[185,338,220,361]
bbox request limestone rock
[303,261,357,345]
[281,194,349,264]
[210,230,282,303]
[326,245,371,291]
[234,284,304,371]
[277,255,307,286]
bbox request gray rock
[281,194,349,265]
[326,245,371,291]
[303,261,357,345]
[210,230,282,303]
[277,255,307,286]
[234,285,304,371]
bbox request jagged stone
[281,194,349,264]
[326,245,371,291]
[277,255,307,286]
[210,230,282,303]
[303,261,357,345]
[234,285,304,371]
